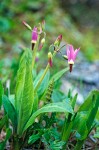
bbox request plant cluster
[0,21,99,150]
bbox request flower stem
[13,135,21,150]
[34,51,57,93]
[61,115,73,149]
[32,36,40,69]
[61,119,73,142]
[34,63,50,93]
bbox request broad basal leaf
[2,95,17,130]
[23,100,73,132]
[15,48,34,135]
[0,81,4,109]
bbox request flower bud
[39,38,45,50]
[48,52,53,67]
[22,21,32,31]
[41,38,45,44]
[54,34,62,48]
[62,55,68,60]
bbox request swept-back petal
[66,48,70,61]
[69,45,74,60]
[74,48,80,61]
[32,27,38,43]
[66,44,70,57]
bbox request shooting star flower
[66,45,80,72]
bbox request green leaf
[52,90,66,103]
[71,93,78,110]
[78,90,98,112]
[73,90,99,140]
[94,127,99,138]
[41,68,68,102]
[73,111,88,140]
[50,67,69,82]
[0,115,8,132]
[94,132,99,138]
[0,128,12,150]
[2,95,17,129]
[42,128,65,150]
[50,140,65,150]
[23,100,73,132]
[0,81,4,109]
[15,48,34,135]
[33,92,38,112]
[28,132,42,144]
[86,92,99,130]
[95,109,99,121]
[34,70,50,98]
[9,94,15,108]
[62,120,73,142]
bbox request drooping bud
[41,38,45,44]
[22,21,32,31]
[31,27,38,50]
[54,34,62,48]
[39,38,45,50]
[48,52,53,67]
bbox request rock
[67,61,99,88]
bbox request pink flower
[67,45,80,72]
[31,27,38,44]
